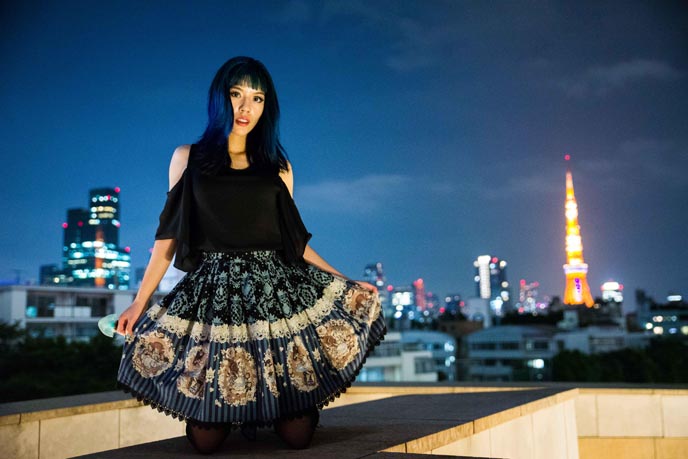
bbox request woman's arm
[132,239,176,304]
[116,146,189,335]
[135,144,190,303]
[303,243,347,279]
[279,162,377,293]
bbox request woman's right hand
[115,299,148,336]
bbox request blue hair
[196,56,289,174]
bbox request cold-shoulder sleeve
[154,168,201,272]
[276,179,313,265]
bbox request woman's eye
[254,96,264,103]
[230,91,240,98]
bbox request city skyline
[1,1,686,307]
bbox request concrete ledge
[0,382,547,428]
[4,382,687,459]
[2,384,576,459]
[68,387,573,459]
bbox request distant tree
[501,309,563,326]
[0,320,122,403]
[438,311,467,321]
[646,338,688,383]
[552,338,688,383]
[552,350,601,381]
[598,347,656,382]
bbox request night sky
[1,1,686,311]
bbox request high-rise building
[89,187,122,245]
[601,281,623,303]
[363,262,389,321]
[413,278,426,310]
[637,291,687,337]
[389,284,415,330]
[443,294,463,315]
[363,262,386,288]
[517,279,543,314]
[562,156,594,307]
[43,187,131,289]
[424,291,441,317]
[473,255,510,316]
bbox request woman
[115,56,386,454]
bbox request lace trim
[145,277,347,343]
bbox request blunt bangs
[228,63,268,95]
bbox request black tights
[185,408,319,454]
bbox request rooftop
[2,382,687,459]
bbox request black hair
[195,56,289,174]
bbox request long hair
[195,56,289,175]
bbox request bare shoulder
[171,144,191,167]
[280,160,293,177]
[168,144,191,191]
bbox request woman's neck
[228,133,246,151]
[227,133,247,162]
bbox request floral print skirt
[116,250,386,430]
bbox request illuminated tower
[562,156,594,307]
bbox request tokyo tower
[562,155,594,307]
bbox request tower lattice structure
[562,157,594,307]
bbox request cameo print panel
[132,331,176,378]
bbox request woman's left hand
[355,280,378,294]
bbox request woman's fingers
[355,280,378,294]
[126,319,136,335]
[116,316,127,335]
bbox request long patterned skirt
[116,250,386,430]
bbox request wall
[576,388,688,459]
[426,392,579,459]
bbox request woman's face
[229,83,265,136]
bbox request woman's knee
[274,410,318,449]
[186,423,231,454]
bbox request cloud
[480,173,561,200]
[573,138,686,191]
[556,59,683,97]
[268,0,312,24]
[297,174,410,213]
[296,173,454,213]
[270,0,456,72]
[617,138,687,187]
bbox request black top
[154,144,312,272]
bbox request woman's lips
[235,118,250,126]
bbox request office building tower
[413,278,426,310]
[473,255,510,316]
[601,281,623,303]
[46,187,131,289]
[517,279,541,314]
[443,294,463,315]
[363,262,386,289]
[363,262,389,321]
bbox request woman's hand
[355,280,378,294]
[115,299,148,336]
